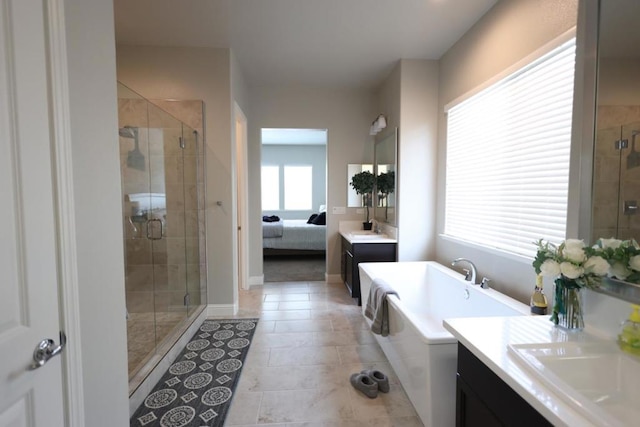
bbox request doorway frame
[234,103,250,291]
[259,128,329,283]
[45,0,84,424]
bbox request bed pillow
[311,211,326,225]
[307,213,318,224]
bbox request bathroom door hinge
[184,293,190,306]
[615,139,629,150]
[179,137,185,149]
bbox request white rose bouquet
[533,239,608,326]
[586,238,640,284]
[533,239,608,288]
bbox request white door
[0,1,65,425]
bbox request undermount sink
[508,341,640,427]
[348,231,388,240]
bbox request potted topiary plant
[376,170,395,221]
[350,170,375,230]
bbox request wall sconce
[369,114,387,135]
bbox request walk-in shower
[117,82,207,393]
[593,117,640,242]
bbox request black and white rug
[130,318,258,427]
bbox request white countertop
[443,315,611,427]
[339,230,397,244]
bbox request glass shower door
[146,103,189,355]
[180,125,203,315]
[119,82,206,385]
[618,122,640,241]
[118,83,163,378]
[593,125,623,239]
[593,121,640,242]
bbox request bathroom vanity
[456,343,552,427]
[340,232,396,305]
[445,315,639,426]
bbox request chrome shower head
[119,126,138,139]
[118,126,145,171]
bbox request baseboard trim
[207,303,238,317]
[248,275,264,286]
[325,273,342,284]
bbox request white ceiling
[261,128,327,145]
[113,0,498,89]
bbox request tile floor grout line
[254,390,265,425]
[335,345,345,366]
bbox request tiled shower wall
[593,105,640,241]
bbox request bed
[262,219,326,251]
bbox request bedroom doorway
[261,128,327,282]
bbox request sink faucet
[451,258,478,285]
[374,221,382,234]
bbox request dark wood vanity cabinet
[340,236,396,305]
[456,343,552,427]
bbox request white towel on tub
[364,278,398,337]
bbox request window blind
[444,38,576,258]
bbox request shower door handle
[146,218,163,240]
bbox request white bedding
[263,219,326,251]
[262,220,284,238]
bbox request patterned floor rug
[130,318,259,427]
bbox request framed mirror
[347,163,373,207]
[592,0,640,242]
[374,127,398,226]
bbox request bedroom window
[444,35,576,258]
[261,165,313,211]
[261,166,279,210]
[284,166,312,210]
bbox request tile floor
[127,311,184,376]
[211,280,424,427]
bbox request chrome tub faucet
[451,258,478,285]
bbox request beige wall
[64,0,130,423]
[376,60,439,261]
[116,45,238,306]
[248,86,378,279]
[598,59,640,106]
[397,60,440,261]
[436,0,578,302]
[377,63,401,132]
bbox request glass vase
[553,278,584,330]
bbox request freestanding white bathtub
[359,261,529,427]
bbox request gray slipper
[350,373,378,398]
[361,369,389,393]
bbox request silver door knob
[30,331,66,370]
